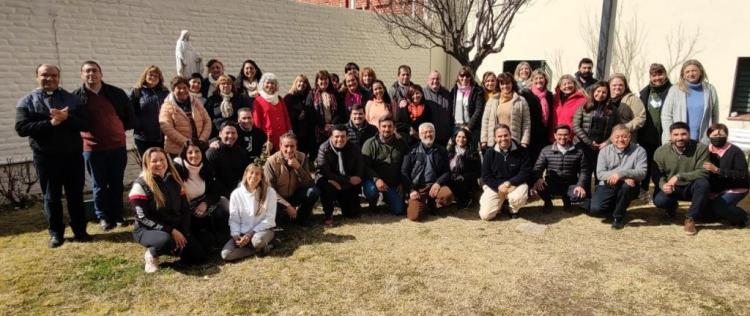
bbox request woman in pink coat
[252,73,292,150]
[550,74,587,141]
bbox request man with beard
[653,122,709,235]
[315,125,364,226]
[575,58,597,90]
[402,123,453,221]
[479,124,532,220]
[361,115,409,215]
[638,63,672,199]
[423,70,452,145]
[589,124,647,229]
[205,122,251,198]
[16,64,91,247]
[345,104,377,147]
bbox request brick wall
[0,0,430,164]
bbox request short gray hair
[418,122,435,133]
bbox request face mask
[710,136,727,148]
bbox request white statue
[175,30,202,77]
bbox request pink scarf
[531,86,549,125]
[458,84,472,98]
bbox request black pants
[317,178,361,219]
[32,151,87,238]
[639,143,660,192]
[450,178,479,205]
[653,178,710,219]
[134,139,164,158]
[276,186,320,224]
[133,226,207,264]
[590,182,640,219]
[190,197,230,252]
[538,181,585,206]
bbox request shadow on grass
[0,207,48,237]
[91,230,134,243]
[270,219,357,258]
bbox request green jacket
[361,135,409,187]
[653,140,708,187]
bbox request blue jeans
[83,147,128,222]
[653,178,710,219]
[363,179,405,215]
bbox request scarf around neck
[531,86,549,125]
[243,80,258,96]
[259,89,279,105]
[220,92,234,118]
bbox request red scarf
[407,103,425,122]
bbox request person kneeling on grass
[653,122,709,236]
[532,124,589,211]
[130,147,207,273]
[479,124,532,220]
[402,123,454,221]
[702,123,749,228]
[315,124,365,227]
[221,163,276,261]
[589,124,647,229]
[264,131,319,226]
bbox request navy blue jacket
[15,88,90,154]
[130,86,169,142]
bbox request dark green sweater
[653,140,708,187]
[361,136,409,187]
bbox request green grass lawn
[1,198,749,315]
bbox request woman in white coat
[221,163,277,261]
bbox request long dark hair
[236,59,263,83]
[584,81,610,112]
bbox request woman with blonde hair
[131,65,169,156]
[284,74,313,154]
[130,147,207,273]
[479,72,530,149]
[520,68,554,162]
[514,61,532,91]
[607,73,646,142]
[550,74,587,141]
[661,59,719,144]
[221,163,277,261]
[204,74,252,135]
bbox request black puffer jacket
[315,140,364,190]
[533,143,589,186]
[130,86,169,142]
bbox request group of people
[15,56,748,273]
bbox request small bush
[0,158,39,210]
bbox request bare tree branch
[665,24,701,79]
[375,0,528,72]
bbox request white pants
[478,184,529,220]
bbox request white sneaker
[144,250,159,273]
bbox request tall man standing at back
[73,61,135,231]
[423,70,452,146]
[16,64,91,247]
[575,58,597,91]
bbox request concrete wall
[0,0,432,163]
[478,0,749,128]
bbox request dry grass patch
[1,198,749,315]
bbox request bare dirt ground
[1,197,749,315]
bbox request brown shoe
[684,217,697,235]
